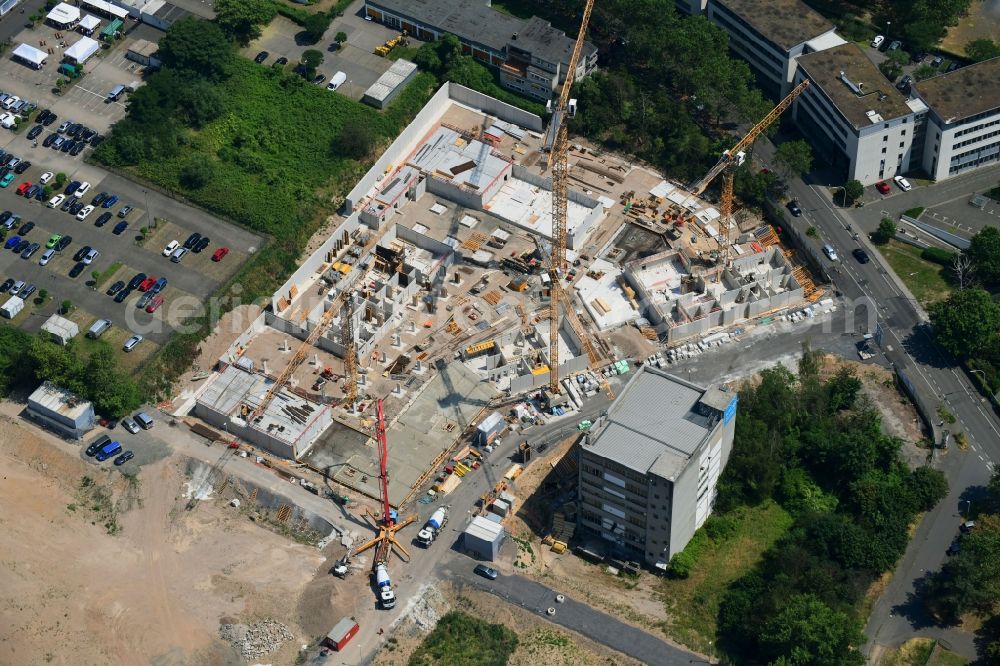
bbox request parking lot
[245,0,401,101]
[0,164,262,353]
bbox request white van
[88,319,112,339]
[822,244,839,261]
[107,84,126,102]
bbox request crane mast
[548,0,596,395]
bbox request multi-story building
[577,366,738,568]
[363,0,597,101]
[913,57,1000,180]
[793,43,928,185]
[704,0,843,97]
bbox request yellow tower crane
[547,0,596,395]
[687,80,810,271]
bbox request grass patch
[904,206,925,219]
[880,638,935,666]
[880,239,955,306]
[409,611,518,666]
[94,261,123,289]
[659,501,793,653]
[928,647,969,666]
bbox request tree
[929,288,1000,359]
[875,218,897,244]
[759,594,865,666]
[301,49,324,78]
[826,366,862,412]
[335,31,348,44]
[213,0,274,45]
[60,299,71,314]
[912,64,937,81]
[302,12,332,43]
[334,118,376,160]
[951,253,976,290]
[158,17,234,81]
[774,139,814,181]
[967,39,1000,62]
[85,346,142,417]
[54,172,66,186]
[966,227,1000,288]
[179,159,215,189]
[907,466,949,511]
[37,288,47,302]
[844,179,864,204]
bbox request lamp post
[969,368,997,401]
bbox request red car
[145,295,164,313]
[211,246,229,262]
[138,276,157,291]
[16,181,31,196]
[875,181,890,194]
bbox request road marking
[979,454,985,462]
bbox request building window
[902,129,907,135]
[900,142,905,148]
[882,147,887,154]
[883,136,888,142]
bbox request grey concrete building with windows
[913,57,1000,180]
[363,0,597,101]
[703,0,843,97]
[577,366,738,568]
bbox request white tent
[78,14,101,34]
[64,36,99,65]
[46,2,80,26]
[12,43,47,69]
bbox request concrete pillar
[312,353,320,366]
[281,339,291,352]
[408,320,416,333]
[414,360,424,373]
[262,360,269,375]
[394,382,402,394]
[392,334,401,347]
[358,374,366,386]
[379,351,387,364]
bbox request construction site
[181,63,823,548]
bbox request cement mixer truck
[417,507,448,547]
[374,563,396,609]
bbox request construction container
[491,499,510,517]
[476,411,505,446]
[324,617,360,651]
[1,296,24,319]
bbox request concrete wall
[448,83,544,132]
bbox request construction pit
[183,83,823,510]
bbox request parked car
[94,211,112,227]
[183,232,202,249]
[43,133,57,147]
[212,246,229,262]
[64,180,81,195]
[38,171,53,184]
[888,40,902,51]
[896,75,913,91]
[38,248,55,266]
[102,194,119,208]
[123,334,143,352]
[170,247,187,263]
[60,195,76,212]
[118,205,132,218]
[27,125,43,140]
[822,244,839,261]
[138,276,156,291]
[73,246,91,262]
[136,291,154,309]
[255,51,269,64]
[121,416,140,433]
[92,191,108,206]
[20,243,40,259]
[150,277,167,294]
[18,221,34,235]
[4,236,21,249]
[112,221,128,235]
[875,181,890,194]
[70,142,85,156]
[113,451,134,466]
[0,173,13,188]
[82,248,99,265]
[95,441,123,462]
[46,233,61,248]
[68,261,85,278]
[893,175,913,191]
[16,181,31,196]
[474,564,498,580]
[275,56,288,66]
[114,286,133,303]
[932,55,944,67]
[13,240,29,253]
[146,295,164,312]
[14,160,31,175]
[162,240,179,256]
[786,200,802,217]
[106,280,125,296]
[76,205,95,221]
[54,235,71,251]
[194,236,210,253]
[75,181,91,196]
[128,272,147,290]
[86,435,112,457]
[69,201,85,215]
[20,284,35,299]
[0,278,13,292]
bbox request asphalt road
[445,564,700,666]
[767,140,1000,659]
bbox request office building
[913,57,1000,180]
[793,43,928,185]
[363,0,597,101]
[705,0,843,97]
[577,366,737,568]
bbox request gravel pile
[219,620,294,661]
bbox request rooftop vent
[839,70,863,95]
[865,109,885,124]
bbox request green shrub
[921,246,955,266]
[904,206,925,219]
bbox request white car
[47,194,65,208]
[76,204,95,221]
[82,248,99,265]
[75,181,91,196]
[38,248,55,266]
[162,239,179,256]
[893,175,913,192]
[1,95,19,110]
[0,113,14,129]
[871,35,885,49]
[123,335,143,352]
[39,171,54,185]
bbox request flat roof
[13,43,47,65]
[366,0,595,66]
[47,2,81,23]
[409,125,512,193]
[914,56,1000,124]
[364,58,417,103]
[713,0,833,51]
[28,382,92,419]
[465,515,504,540]
[797,43,913,129]
[584,366,724,480]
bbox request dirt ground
[941,0,1000,55]
[372,582,643,666]
[0,414,327,666]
